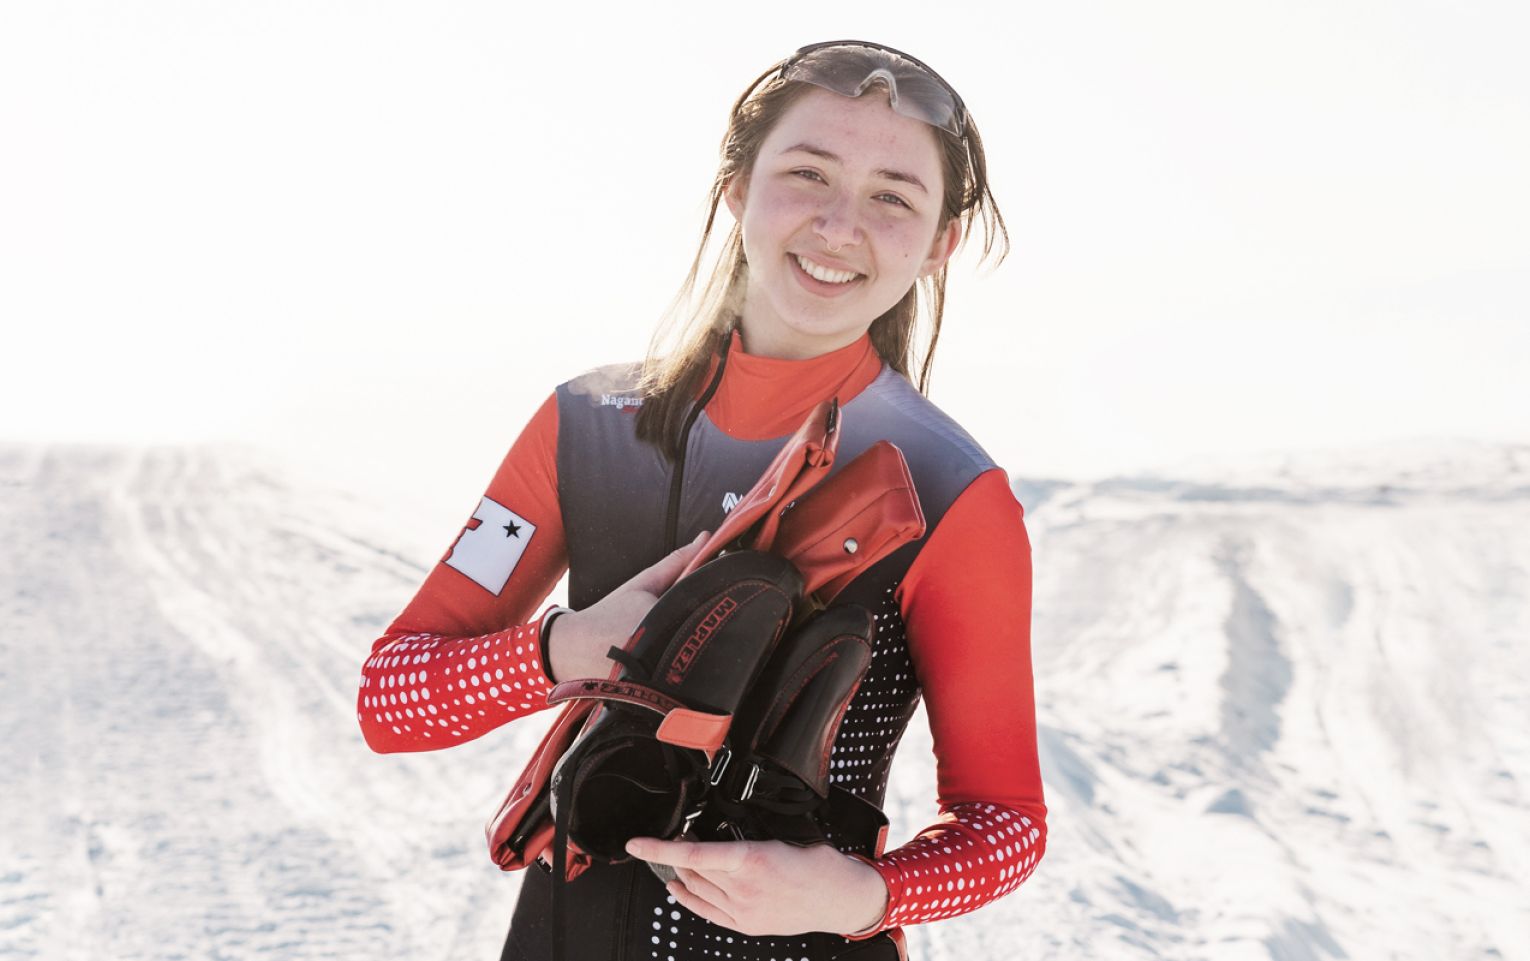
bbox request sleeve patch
[443,496,538,596]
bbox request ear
[723,174,748,221]
[918,217,961,278]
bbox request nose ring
[827,243,842,253]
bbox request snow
[2,440,1527,960]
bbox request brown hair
[635,53,1009,458]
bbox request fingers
[674,866,730,906]
[630,837,746,930]
[665,878,739,930]
[560,532,715,678]
[627,837,744,873]
[624,530,712,596]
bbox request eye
[791,168,826,183]
[876,192,913,210]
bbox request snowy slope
[2,441,1527,960]
[998,440,1530,961]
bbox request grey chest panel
[555,363,995,609]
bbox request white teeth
[795,255,860,285]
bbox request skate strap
[717,763,821,812]
[552,759,573,961]
[546,677,732,753]
[547,676,687,714]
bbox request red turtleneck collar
[698,330,885,441]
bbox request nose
[813,191,862,252]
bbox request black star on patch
[503,520,522,538]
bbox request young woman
[359,41,1047,960]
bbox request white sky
[2,1,1527,506]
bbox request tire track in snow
[1213,534,1292,773]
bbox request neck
[736,319,869,361]
[734,285,874,360]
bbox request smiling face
[724,85,961,360]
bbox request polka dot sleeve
[358,608,561,753]
[357,393,569,754]
[845,801,1045,937]
[848,468,1049,938]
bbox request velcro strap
[655,708,732,753]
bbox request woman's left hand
[625,836,888,937]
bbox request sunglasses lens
[783,43,965,136]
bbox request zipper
[614,859,637,961]
[663,341,730,553]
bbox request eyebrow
[781,142,930,194]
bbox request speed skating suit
[358,331,1048,960]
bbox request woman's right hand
[546,532,712,683]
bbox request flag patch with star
[443,496,537,596]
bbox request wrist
[538,605,572,684]
[840,852,891,939]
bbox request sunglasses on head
[781,40,968,137]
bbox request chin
[788,325,870,351]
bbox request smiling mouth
[794,254,862,285]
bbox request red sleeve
[357,392,570,754]
[847,467,1047,936]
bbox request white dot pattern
[825,584,1046,940]
[822,585,924,801]
[629,584,1044,955]
[867,801,1045,931]
[356,611,555,752]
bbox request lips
[789,253,865,296]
